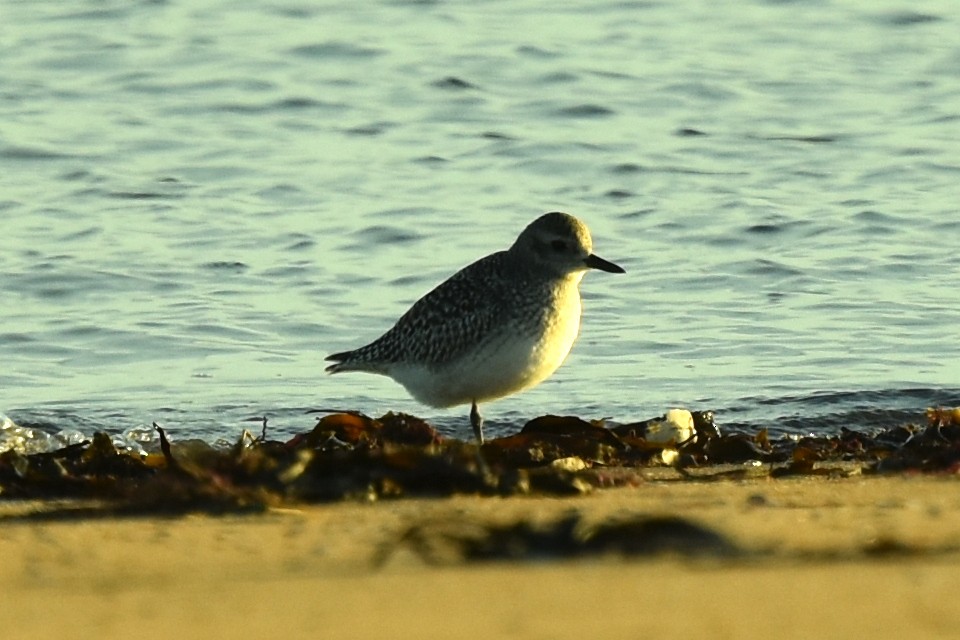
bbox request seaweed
[1,406,958,511]
[374,512,740,566]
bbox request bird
[325,211,624,443]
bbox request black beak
[584,253,625,274]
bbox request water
[3,0,959,449]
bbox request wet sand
[4,474,960,639]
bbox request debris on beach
[374,512,740,566]
[0,406,958,512]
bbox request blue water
[3,0,959,450]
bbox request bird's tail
[324,350,353,374]
[325,350,384,374]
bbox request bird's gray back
[339,251,558,369]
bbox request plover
[325,211,624,443]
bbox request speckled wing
[325,251,534,372]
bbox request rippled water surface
[3,0,959,446]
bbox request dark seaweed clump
[0,407,958,512]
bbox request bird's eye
[550,240,567,252]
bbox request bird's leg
[470,400,484,444]
[469,400,494,487]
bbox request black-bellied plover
[325,211,624,443]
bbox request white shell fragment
[643,408,696,445]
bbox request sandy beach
[4,474,960,639]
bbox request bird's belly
[390,293,582,408]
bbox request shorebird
[325,211,624,443]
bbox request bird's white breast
[389,275,584,408]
